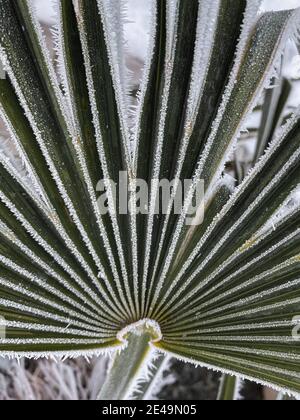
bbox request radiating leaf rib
[141,0,202,316]
[176,281,300,330]
[156,342,300,396]
[12,0,74,138]
[59,0,135,319]
[58,0,105,197]
[0,159,128,321]
[74,0,137,319]
[0,75,122,320]
[0,206,97,309]
[162,277,298,331]
[150,8,300,315]
[163,293,300,334]
[0,232,120,329]
[0,77,80,217]
[0,248,108,327]
[147,0,260,313]
[0,0,129,316]
[155,111,300,320]
[132,0,166,316]
[184,257,300,320]
[162,210,300,322]
[0,222,125,328]
[0,261,118,329]
[254,76,291,163]
[0,338,119,357]
[146,0,247,307]
[0,271,106,331]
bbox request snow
[34,0,56,25]
[262,0,300,11]
[33,0,300,43]
[123,0,151,62]
[34,0,151,62]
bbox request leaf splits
[0,0,299,396]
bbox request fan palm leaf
[0,0,300,399]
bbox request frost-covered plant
[0,357,108,400]
[0,0,300,400]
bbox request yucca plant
[0,0,300,400]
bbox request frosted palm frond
[0,0,300,398]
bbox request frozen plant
[0,0,300,400]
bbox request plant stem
[217,375,238,400]
[98,331,154,400]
